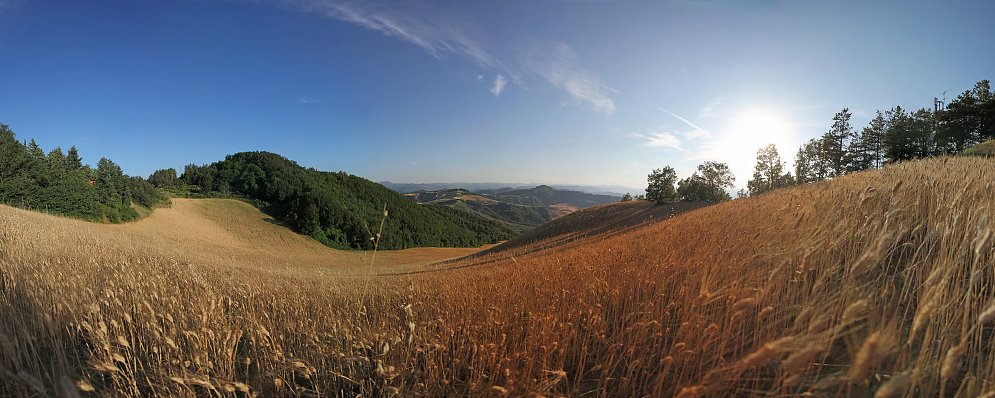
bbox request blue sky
[1,0,993,192]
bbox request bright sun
[729,108,795,153]
[715,107,799,184]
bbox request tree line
[643,162,737,204]
[639,79,994,203]
[157,151,515,250]
[0,124,169,222]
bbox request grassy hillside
[961,139,995,157]
[481,184,618,208]
[405,185,618,230]
[3,157,995,396]
[477,199,709,256]
[182,152,515,250]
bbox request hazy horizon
[2,0,993,190]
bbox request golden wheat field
[2,157,995,397]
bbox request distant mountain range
[401,185,621,231]
[382,181,641,197]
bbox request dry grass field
[3,157,995,397]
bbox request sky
[1,0,993,192]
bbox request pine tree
[47,147,69,178]
[909,108,935,158]
[859,111,887,169]
[67,146,84,170]
[794,138,830,183]
[884,106,916,162]
[0,124,27,183]
[822,108,853,176]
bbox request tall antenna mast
[934,88,951,112]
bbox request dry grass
[2,157,995,397]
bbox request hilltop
[403,185,619,230]
[2,125,514,251]
[383,181,637,197]
[176,151,515,250]
[3,157,995,397]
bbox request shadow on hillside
[435,200,711,269]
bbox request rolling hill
[476,199,710,257]
[180,151,515,250]
[3,157,995,397]
[0,198,485,276]
[382,181,638,196]
[404,185,619,230]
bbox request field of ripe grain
[0,198,488,278]
[3,157,995,397]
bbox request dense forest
[0,124,169,222]
[169,152,515,250]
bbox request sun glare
[730,108,795,153]
[718,107,799,181]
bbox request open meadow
[2,157,995,396]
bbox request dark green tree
[0,123,158,222]
[181,164,215,193]
[822,108,854,176]
[937,80,994,153]
[883,106,930,162]
[848,111,887,171]
[128,176,170,208]
[148,168,179,188]
[47,147,69,176]
[66,146,84,170]
[909,108,936,158]
[0,124,27,185]
[645,166,678,204]
[677,161,734,203]
[794,138,830,184]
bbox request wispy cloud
[697,97,724,119]
[632,108,717,156]
[284,1,503,68]
[490,74,508,96]
[523,41,616,114]
[659,107,715,141]
[295,96,322,104]
[275,0,615,114]
[601,84,622,94]
[632,128,688,152]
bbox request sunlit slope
[3,158,995,397]
[412,156,995,396]
[473,199,708,257]
[1,198,486,275]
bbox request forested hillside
[175,152,515,250]
[480,185,618,208]
[404,185,618,230]
[0,124,168,222]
